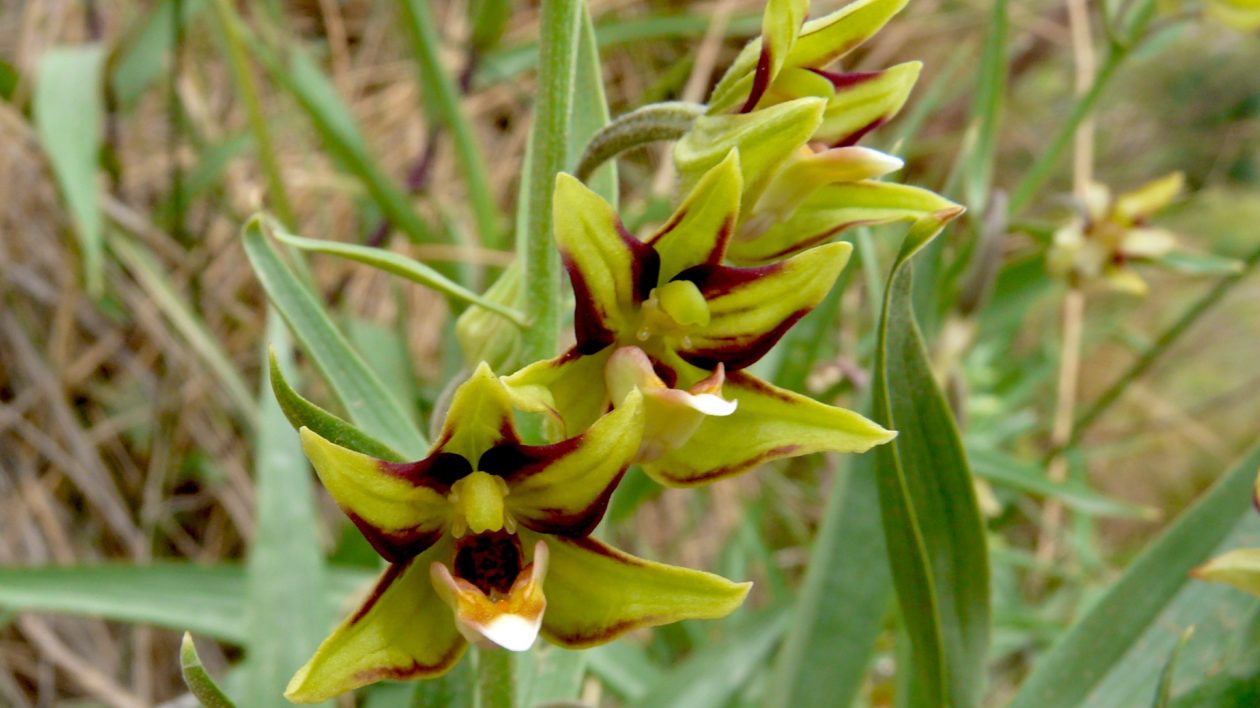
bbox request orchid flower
[284,365,749,702]
[504,151,894,487]
[672,0,963,264]
[1046,173,1186,296]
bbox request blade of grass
[872,221,991,708]
[244,316,329,707]
[34,45,106,296]
[520,0,583,362]
[271,229,526,325]
[586,641,662,702]
[242,217,428,457]
[111,0,205,109]
[569,3,617,205]
[398,0,501,247]
[968,446,1156,519]
[107,233,257,425]
[1011,441,1260,708]
[181,634,237,708]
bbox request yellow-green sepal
[675,98,825,207]
[1193,548,1260,598]
[648,150,743,279]
[678,242,853,370]
[502,346,614,439]
[437,362,520,461]
[501,390,645,536]
[729,181,962,264]
[536,533,751,647]
[815,61,921,145]
[553,173,658,353]
[643,371,895,486]
[285,539,466,703]
[299,427,451,561]
[787,0,909,69]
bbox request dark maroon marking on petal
[663,444,803,485]
[648,212,735,275]
[650,357,678,389]
[545,615,668,648]
[348,559,414,624]
[834,116,888,148]
[564,252,618,355]
[351,641,467,683]
[346,512,443,564]
[382,451,472,493]
[678,310,808,371]
[617,221,662,302]
[808,67,883,90]
[756,221,877,261]
[453,531,523,596]
[672,262,785,299]
[739,44,774,114]
[518,467,627,538]
[477,436,583,480]
[645,207,687,248]
[726,370,802,403]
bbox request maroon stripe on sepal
[344,518,443,566]
[834,116,888,147]
[678,310,807,372]
[618,221,662,303]
[563,252,618,355]
[518,467,626,538]
[809,68,882,89]
[382,451,472,494]
[671,261,784,299]
[348,560,412,624]
[739,44,774,114]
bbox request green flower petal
[643,371,895,486]
[787,0,909,70]
[648,150,743,280]
[491,390,644,536]
[502,346,614,439]
[285,540,466,703]
[299,427,452,561]
[537,533,750,648]
[679,242,853,370]
[729,180,962,264]
[436,362,521,461]
[554,173,660,354]
[745,0,811,110]
[815,61,921,145]
[1193,548,1260,598]
[675,97,825,207]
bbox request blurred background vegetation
[0,0,1258,705]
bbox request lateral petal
[814,61,921,146]
[648,150,743,280]
[538,533,750,648]
[502,346,614,439]
[554,173,660,354]
[676,242,852,370]
[299,427,454,562]
[643,371,895,486]
[284,540,466,703]
[481,391,644,537]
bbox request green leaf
[967,446,1156,519]
[112,0,205,108]
[768,449,891,708]
[34,45,106,296]
[1011,442,1260,708]
[517,646,587,707]
[0,564,370,643]
[242,217,428,458]
[586,641,663,702]
[1153,627,1194,708]
[271,227,526,324]
[245,316,330,707]
[182,633,238,708]
[872,220,991,707]
[570,3,619,205]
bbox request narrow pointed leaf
[182,633,238,708]
[872,219,990,708]
[242,217,428,457]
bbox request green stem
[1007,45,1124,216]
[398,0,502,248]
[209,0,294,229]
[521,0,582,362]
[477,648,515,708]
[1064,243,1260,451]
[573,101,703,182]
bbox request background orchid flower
[505,152,893,486]
[1205,0,1260,30]
[1046,173,1196,295]
[673,0,963,264]
[284,365,749,702]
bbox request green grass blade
[108,234,257,425]
[111,0,205,109]
[872,222,991,707]
[1011,441,1260,708]
[244,316,329,706]
[586,642,662,702]
[968,446,1156,519]
[242,217,428,457]
[265,46,440,245]
[0,564,374,645]
[181,633,238,708]
[960,0,1007,214]
[398,0,502,247]
[34,45,106,297]
[271,228,526,325]
[767,451,891,708]
[570,4,617,205]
